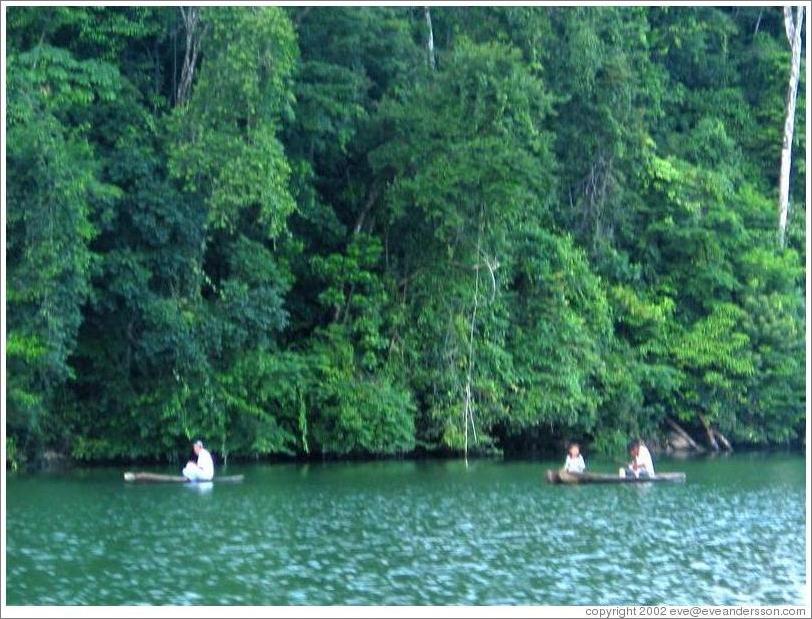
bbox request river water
[5,453,807,605]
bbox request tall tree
[778,6,805,247]
[6,34,122,456]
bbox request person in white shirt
[563,442,586,474]
[622,439,655,478]
[182,440,214,482]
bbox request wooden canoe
[123,472,244,483]
[546,469,686,484]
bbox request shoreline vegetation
[11,443,806,474]
[6,7,807,471]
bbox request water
[5,454,807,605]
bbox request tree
[4,6,807,465]
[6,36,122,457]
[778,6,805,247]
[370,39,558,454]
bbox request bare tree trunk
[462,206,483,464]
[176,7,206,106]
[778,6,805,248]
[353,186,381,235]
[172,16,177,100]
[698,415,719,452]
[424,7,436,71]
[712,429,733,452]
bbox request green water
[5,454,807,605]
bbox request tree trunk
[176,7,205,106]
[424,7,436,71]
[698,415,719,451]
[353,186,380,235]
[462,206,484,463]
[778,6,804,248]
[666,418,705,452]
[712,429,733,452]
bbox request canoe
[546,469,686,484]
[123,472,244,483]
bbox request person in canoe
[563,442,586,474]
[182,440,214,482]
[621,439,655,478]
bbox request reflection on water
[184,481,214,495]
[5,454,807,605]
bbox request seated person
[621,439,655,478]
[563,442,586,474]
[182,440,214,482]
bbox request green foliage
[168,7,298,237]
[5,6,806,463]
[215,351,308,456]
[6,437,22,473]
[6,34,122,454]
[312,234,390,369]
[368,37,558,451]
[307,329,416,455]
[506,230,611,433]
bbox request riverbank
[7,438,806,474]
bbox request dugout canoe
[123,472,244,483]
[545,469,686,484]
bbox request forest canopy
[4,6,807,465]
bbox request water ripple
[5,455,806,605]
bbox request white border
[1,1,810,617]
